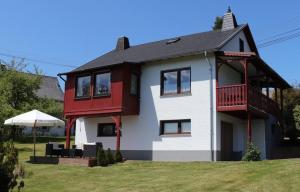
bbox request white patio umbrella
[4,109,65,159]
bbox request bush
[115,150,123,163]
[242,142,261,161]
[96,146,108,167]
[106,148,115,164]
[0,140,25,192]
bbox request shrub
[115,150,123,163]
[242,142,261,161]
[106,148,115,164]
[0,140,25,192]
[96,147,108,167]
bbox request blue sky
[0,0,299,86]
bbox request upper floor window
[161,67,191,95]
[130,73,138,95]
[94,72,111,97]
[239,38,244,52]
[160,119,191,135]
[76,75,91,98]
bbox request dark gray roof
[36,75,64,102]
[67,24,247,74]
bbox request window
[76,75,91,98]
[130,73,138,95]
[94,72,111,97]
[160,119,191,135]
[161,68,191,95]
[239,38,244,52]
[97,123,116,137]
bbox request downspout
[204,51,215,161]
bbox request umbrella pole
[33,120,37,162]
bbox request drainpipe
[204,51,215,161]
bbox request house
[58,9,291,161]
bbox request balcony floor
[218,105,269,119]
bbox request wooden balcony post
[275,87,278,103]
[112,115,121,151]
[66,118,75,149]
[247,112,252,143]
[216,58,219,108]
[280,88,283,111]
[243,59,249,110]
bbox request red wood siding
[64,64,140,118]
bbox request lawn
[15,138,300,192]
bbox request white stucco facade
[76,55,218,161]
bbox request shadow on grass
[18,147,32,152]
[15,136,73,143]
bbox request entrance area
[221,121,233,161]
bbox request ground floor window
[97,123,116,137]
[160,119,191,135]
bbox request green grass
[15,139,300,192]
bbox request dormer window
[75,75,91,98]
[94,72,111,97]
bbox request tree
[115,150,123,163]
[293,105,300,131]
[281,85,300,139]
[0,59,63,139]
[32,98,63,119]
[212,16,223,31]
[96,147,108,167]
[0,60,41,139]
[0,140,25,192]
[106,148,115,164]
[242,142,261,161]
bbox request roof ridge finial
[227,6,232,13]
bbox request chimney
[116,36,130,51]
[221,6,238,31]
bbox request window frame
[97,123,117,137]
[160,119,191,136]
[160,67,191,96]
[93,71,112,98]
[75,74,92,99]
[130,72,140,96]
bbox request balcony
[217,84,281,118]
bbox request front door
[221,121,233,161]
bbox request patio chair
[67,145,83,158]
[45,142,64,157]
[82,142,102,158]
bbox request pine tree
[106,148,115,164]
[96,147,108,167]
[212,16,223,31]
[115,150,123,163]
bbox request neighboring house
[22,75,66,136]
[59,10,291,161]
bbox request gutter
[57,74,66,82]
[204,51,215,161]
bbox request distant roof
[61,24,249,74]
[35,75,64,102]
[0,64,64,101]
